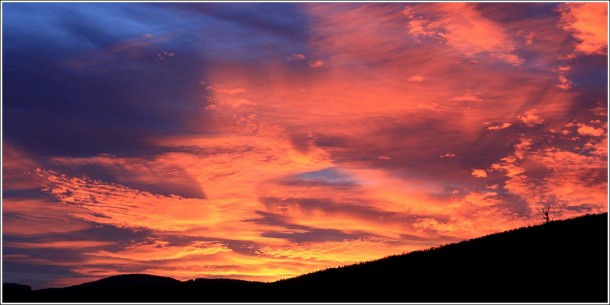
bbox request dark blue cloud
[2,224,157,288]
[262,228,368,243]
[3,3,311,158]
[284,167,357,187]
[2,262,80,289]
[1,189,48,200]
[155,2,312,58]
[247,211,373,243]
[3,4,210,157]
[259,197,447,227]
[477,2,560,23]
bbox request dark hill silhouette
[70,274,181,289]
[3,213,608,302]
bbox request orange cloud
[577,123,605,137]
[471,169,488,178]
[536,149,607,215]
[3,3,606,289]
[487,122,512,131]
[560,3,608,55]
[38,169,222,232]
[490,127,607,220]
[256,238,398,263]
[90,240,230,261]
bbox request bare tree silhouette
[541,206,551,223]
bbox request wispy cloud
[452,92,483,103]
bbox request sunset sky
[2,2,608,289]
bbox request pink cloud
[206,84,247,95]
[403,3,523,65]
[156,51,175,61]
[222,98,257,108]
[490,53,524,66]
[513,137,534,160]
[2,144,42,191]
[403,10,437,38]
[557,75,571,90]
[451,92,483,102]
[408,75,425,82]
[518,110,544,127]
[525,32,535,45]
[308,60,325,68]
[584,137,608,157]
[287,53,307,61]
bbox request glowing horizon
[2,2,608,289]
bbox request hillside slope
[3,213,608,302]
[274,213,608,302]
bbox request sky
[2,2,608,289]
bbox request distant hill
[3,213,608,302]
[71,274,181,289]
